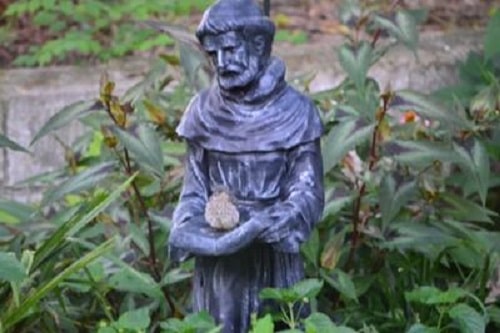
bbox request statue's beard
[217,56,261,92]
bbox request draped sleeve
[169,142,209,261]
[261,139,325,253]
[169,142,269,260]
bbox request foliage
[1,1,500,333]
[1,0,214,66]
[305,2,500,332]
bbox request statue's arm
[258,139,325,253]
[169,142,265,258]
[168,142,209,261]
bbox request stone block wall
[0,30,483,202]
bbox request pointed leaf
[338,42,372,90]
[33,175,136,270]
[302,228,320,268]
[322,269,358,302]
[31,100,100,145]
[108,265,162,299]
[379,177,416,226]
[0,253,27,283]
[441,193,497,224]
[2,238,115,329]
[472,140,490,205]
[322,120,374,173]
[393,91,473,129]
[390,140,458,166]
[405,286,467,305]
[407,324,439,333]
[305,313,336,333]
[449,303,486,333]
[42,161,116,205]
[292,278,324,299]
[116,308,150,330]
[0,134,29,153]
[251,314,274,333]
[484,10,500,60]
[113,125,164,179]
[395,11,419,51]
[0,200,36,224]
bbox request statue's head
[196,0,275,91]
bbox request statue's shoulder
[282,85,320,115]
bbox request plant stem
[371,0,402,48]
[345,92,392,272]
[103,95,176,314]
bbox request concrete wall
[0,30,483,202]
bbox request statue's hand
[256,209,292,244]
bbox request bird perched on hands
[204,188,240,230]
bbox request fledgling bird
[204,188,240,231]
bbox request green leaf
[405,286,466,305]
[484,9,500,60]
[305,313,336,333]
[322,269,358,302]
[449,303,486,333]
[42,161,116,205]
[472,140,490,205]
[0,134,29,153]
[108,265,163,299]
[395,11,419,51]
[0,200,35,224]
[161,268,192,286]
[292,278,324,300]
[113,125,164,179]
[301,228,320,268]
[0,253,27,283]
[161,311,219,332]
[251,314,274,333]
[322,120,374,173]
[393,90,472,129]
[259,287,287,301]
[372,11,419,52]
[2,238,115,329]
[338,42,372,90]
[339,0,361,25]
[407,324,439,333]
[390,140,458,166]
[31,100,100,145]
[441,193,497,224]
[305,313,358,333]
[116,307,150,330]
[33,174,136,270]
[379,176,416,226]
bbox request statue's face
[202,31,263,91]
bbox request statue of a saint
[168,0,324,331]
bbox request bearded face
[202,31,266,91]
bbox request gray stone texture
[0,30,483,201]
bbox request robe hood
[176,57,323,153]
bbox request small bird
[204,188,240,231]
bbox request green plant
[1,1,500,333]
[1,0,214,66]
[0,52,191,331]
[301,2,500,332]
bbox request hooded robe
[169,57,324,333]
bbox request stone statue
[168,0,324,331]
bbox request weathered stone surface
[0,30,484,201]
[275,29,482,92]
[2,59,151,190]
